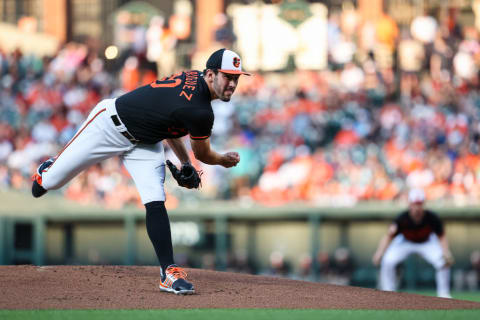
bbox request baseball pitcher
[32,48,250,295]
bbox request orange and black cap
[206,48,251,76]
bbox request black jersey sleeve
[175,107,214,140]
[427,211,444,236]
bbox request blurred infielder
[32,48,250,295]
[372,189,454,298]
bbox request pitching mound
[0,265,479,310]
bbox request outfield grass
[2,292,479,320]
[1,309,480,320]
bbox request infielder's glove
[166,160,202,189]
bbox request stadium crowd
[2,9,480,209]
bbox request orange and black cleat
[159,265,195,295]
[31,158,54,198]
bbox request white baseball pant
[41,98,166,204]
[380,233,451,298]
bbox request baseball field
[1,265,479,319]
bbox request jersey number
[150,73,182,88]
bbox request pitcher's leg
[122,142,170,264]
[123,143,194,294]
[41,106,109,190]
[123,142,170,264]
[122,142,166,204]
[145,201,175,270]
[122,143,195,294]
[36,99,133,194]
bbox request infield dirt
[0,265,479,310]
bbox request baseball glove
[166,160,202,189]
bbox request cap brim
[218,69,251,76]
[409,200,424,204]
[409,198,425,203]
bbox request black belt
[111,115,140,144]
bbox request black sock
[145,201,174,273]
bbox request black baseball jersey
[393,210,444,243]
[115,70,213,144]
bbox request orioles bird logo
[233,57,240,68]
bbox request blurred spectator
[2,7,480,210]
[213,13,236,47]
[398,30,424,98]
[330,247,354,286]
[375,12,398,69]
[200,253,216,271]
[340,63,365,92]
[262,251,293,278]
[454,250,480,291]
[411,12,437,44]
[146,15,177,77]
[294,253,315,282]
[226,250,256,274]
[317,251,334,283]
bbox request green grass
[2,292,479,320]
[1,309,480,320]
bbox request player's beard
[214,76,234,102]
[220,91,232,102]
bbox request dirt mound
[0,265,479,310]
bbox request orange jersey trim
[190,135,210,140]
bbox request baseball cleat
[159,264,195,295]
[31,158,55,198]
